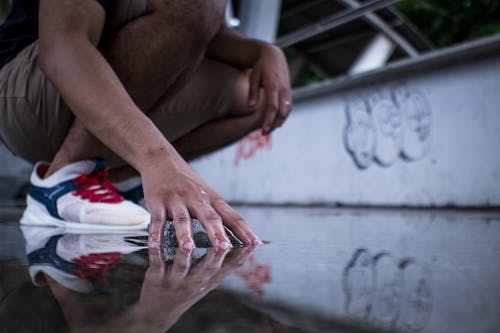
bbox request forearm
[206,25,278,69]
[39,36,178,173]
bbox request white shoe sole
[21,197,149,231]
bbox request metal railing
[276,0,400,48]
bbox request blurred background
[1,0,500,208]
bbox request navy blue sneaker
[113,176,145,208]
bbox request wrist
[136,145,181,175]
[254,42,275,60]
[262,43,284,58]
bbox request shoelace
[72,252,122,283]
[73,168,124,203]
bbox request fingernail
[149,241,161,248]
[253,239,264,246]
[217,240,231,250]
[181,240,194,250]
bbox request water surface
[1,204,499,333]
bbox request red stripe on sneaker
[73,168,124,203]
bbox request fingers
[183,248,229,296]
[248,69,261,108]
[148,203,167,248]
[273,89,293,129]
[190,247,228,281]
[190,201,233,251]
[149,192,258,250]
[208,247,255,288]
[265,88,293,133]
[144,171,261,250]
[221,246,255,272]
[169,201,195,251]
[145,246,166,283]
[166,247,193,283]
[262,83,280,135]
[212,198,262,246]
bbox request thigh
[150,59,241,142]
[0,42,73,163]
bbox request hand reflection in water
[133,247,256,332]
[45,246,255,333]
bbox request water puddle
[1,206,499,332]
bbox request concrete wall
[191,37,500,207]
[0,144,31,177]
[1,31,499,206]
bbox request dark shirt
[0,0,110,69]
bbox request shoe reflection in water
[22,226,148,294]
[18,226,255,332]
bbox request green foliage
[296,67,323,87]
[396,0,500,47]
[0,0,11,24]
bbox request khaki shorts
[0,0,239,164]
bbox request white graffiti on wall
[344,84,432,169]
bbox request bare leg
[48,119,111,174]
[45,0,227,177]
[107,71,265,182]
[174,81,265,162]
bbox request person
[0,0,292,249]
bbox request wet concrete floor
[0,201,499,333]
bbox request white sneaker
[20,160,150,231]
[21,226,147,293]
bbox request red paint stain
[234,131,272,166]
[235,255,272,296]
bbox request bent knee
[149,0,226,48]
[229,70,265,122]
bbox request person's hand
[143,246,255,305]
[129,246,255,332]
[247,44,293,135]
[142,155,262,249]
